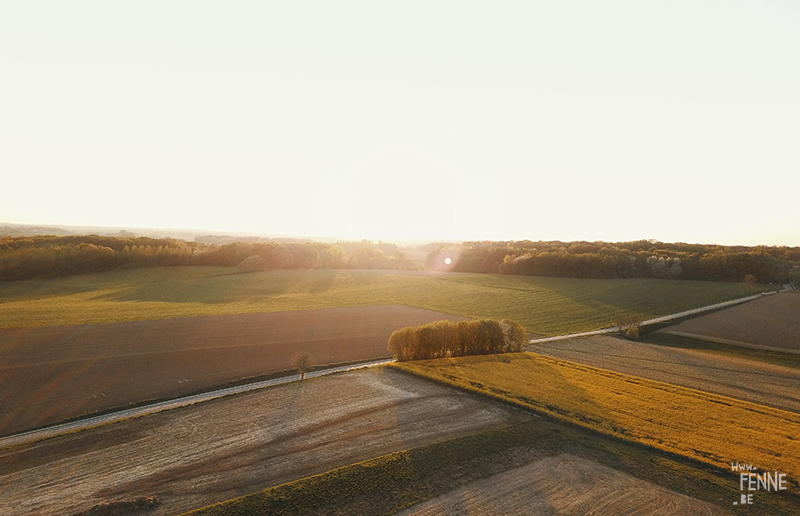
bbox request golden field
[392,352,800,493]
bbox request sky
[2,1,799,246]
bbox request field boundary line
[660,330,800,355]
[0,358,392,449]
[527,292,768,344]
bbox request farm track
[527,291,767,344]
[0,368,532,516]
[0,305,467,436]
[0,359,391,449]
[530,334,800,414]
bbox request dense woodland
[387,319,528,362]
[426,240,800,285]
[2,234,799,285]
[0,235,414,281]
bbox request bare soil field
[0,305,467,436]
[531,334,800,413]
[0,367,530,516]
[661,292,800,352]
[396,454,731,516]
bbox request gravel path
[0,359,391,449]
[0,304,467,436]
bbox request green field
[0,266,766,334]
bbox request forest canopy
[2,235,798,285]
[425,240,800,284]
[0,235,414,281]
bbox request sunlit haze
[2,2,799,246]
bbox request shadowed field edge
[388,355,800,495]
[177,411,800,516]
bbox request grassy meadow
[0,266,766,335]
[392,353,800,494]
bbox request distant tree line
[0,235,199,280]
[425,240,800,284]
[5,235,797,285]
[387,319,528,362]
[0,235,415,281]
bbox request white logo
[731,463,787,506]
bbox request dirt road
[1,367,530,516]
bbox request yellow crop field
[392,352,800,494]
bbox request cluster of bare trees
[387,319,528,362]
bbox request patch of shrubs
[388,319,527,362]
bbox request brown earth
[661,293,800,352]
[396,454,732,516]
[0,367,531,516]
[0,305,467,436]
[530,334,800,413]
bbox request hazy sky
[3,1,799,245]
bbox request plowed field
[532,334,800,413]
[0,305,467,436]
[397,454,731,516]
[662,293,800,352]
[0,368,530,516]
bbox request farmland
[0,368,530,516]
[184,417,759,516]
[660,292,800,353]
[394,454,728,516]
[531,334,800,413]
[1,266,794,514]
[0,267,767,435]
[8,365,784,516]
[0,305,467,436]
[392,353,800,495]
[0,266,766,335]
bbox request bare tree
[614,313,642,340]
[292,350,312,380]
